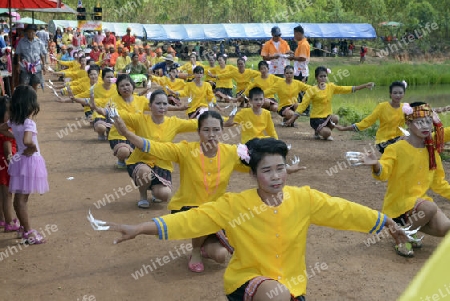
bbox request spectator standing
[261,26,290,78]
[15,24,47,91]
[290,25,311,116]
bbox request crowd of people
[1,21,450,300]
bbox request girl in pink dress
[1,86,49,244]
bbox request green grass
[331,92,450,140]
[238,57,450,86]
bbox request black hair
[132,53,138,58]
[258,60,269,70]
[284,65,294,73]
[116,74,136,95]
[249,87,264,99]
[0,96,9,123]
[193,65,204,74]
[389,81,406,93]
[241,138,288,174]
[315,66,328,78]
[409,102,427,108]
[102,67,114,79]
[149,89,167,104]
[168,65,179,72]
[10,85,40,125]
[217,54,227,62]
[294,25,304,34]
[87,64,100,75]
[197,111,223,130]
[237,57,246,64]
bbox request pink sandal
[23,229,46,245]
[4,219,20,232]
[188,255,204,273]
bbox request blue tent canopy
[49,21,376,41]
[142,22,376,41]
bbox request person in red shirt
[89,43,101,62]
[102,29,116,49]
[72,29,86,48]
[121,27,135,48]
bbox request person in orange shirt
[289,25,311,116]
[261,26,290,77]
[108,45,120,68]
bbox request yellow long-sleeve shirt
[179,62,204,80]
[124,114,197,171]
[373,140,450,218]
[232,108,278,143]
[141,141,248,210]
[177,82,216,114]
[296,83,353,119]
[210,65,236,89]
[204,65,217,84]
[153,186,387,296]
[216,68,260,92]
[68,76,90,96]
[445,127,450,142]
[76,83,119,119]
[245,74,282,99]
[62,68,87,81]
[107,95,149,141]
[265,79,311,110]
[152,76,186,95]
[115,56,132,72]
[354,102,405,144]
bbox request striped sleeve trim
[352,124,360,132]
[369,212,382,234]
[152,218,163,240]
[152,217,168,240]
[376,214,387,234]
[157,217,168,240]
[141,138,151,153]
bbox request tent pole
[32,11,35,24]
[8,0,13,96]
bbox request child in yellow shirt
[359,102,449,257]
[88,68,119,140]
[287,66,374,140]
[121,90,197,208]
[336,81,407,153]
[170,66,219,119]
[224,87,277,143]
[244,61,283,112]
[91,137,407,300]
[91,74,149,168]
[150,66,186,106]
[56,65,101,119]
[264,65,311,127]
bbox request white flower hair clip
[237,144,251,164]
[401,80,408,89]
[402,103,413,115]
[327,68,331,74]
[242,56,248,61]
